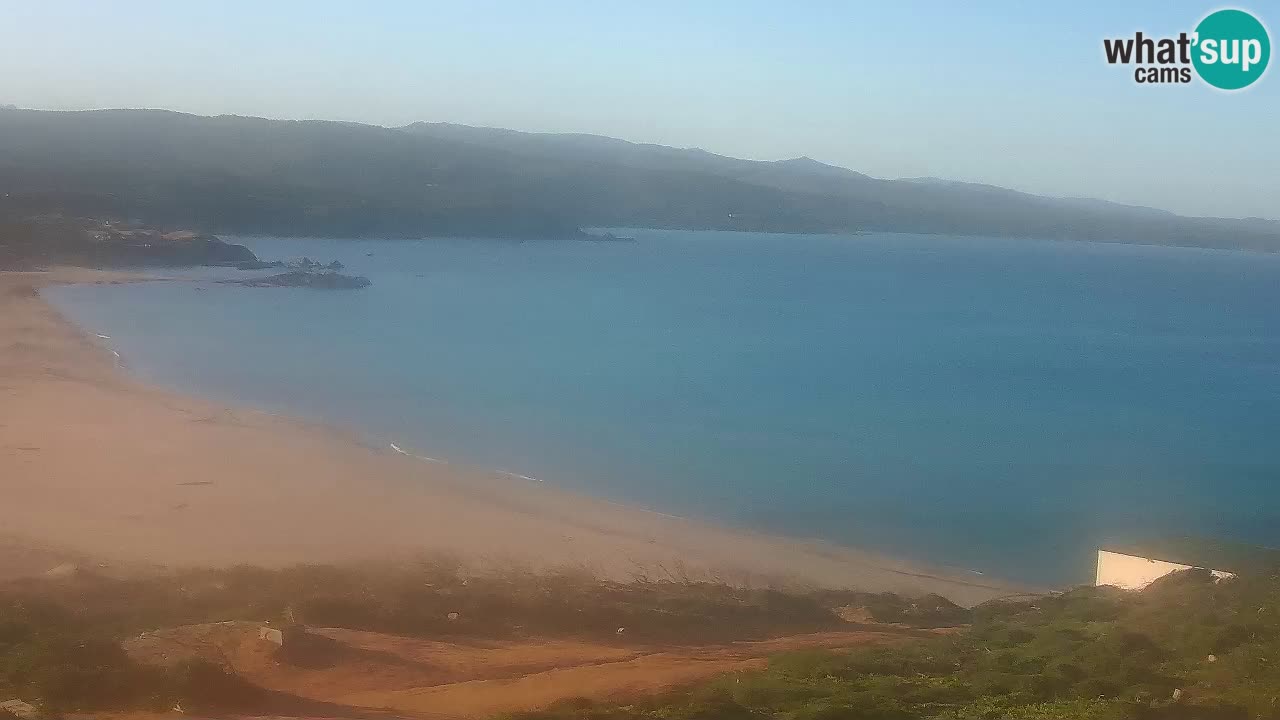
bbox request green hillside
[508,570,1280,720]
[1,108,1277,250]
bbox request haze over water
[46,230,1280,586]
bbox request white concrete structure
[1,700,40,720]
[258,626,284,645]
[1095,548,1235,590]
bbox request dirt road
[125,622,934,719]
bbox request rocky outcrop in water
[228,270,372,290]
[580,231,636,242]
[229,259,286,270]
[288,257,344,271]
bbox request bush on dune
[509,569,1280,720]
[0,560,870,713]
[12,562,1280,718]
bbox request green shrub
[168,659,266,710]
[10,564,1280,719]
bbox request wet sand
[0,268,1029,605]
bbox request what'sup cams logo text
[1104,8,1270,89]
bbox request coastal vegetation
[510,569,1280,720]
[0,560,916,712]
[4,562,1280,718]
[0,214,370,286]
[2,107,1278,250]
[0,213,258,270]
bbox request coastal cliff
[0,214,259,269]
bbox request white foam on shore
[96,334,112,339]
[389,442,541,482]
[388,442,445,464]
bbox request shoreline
[1,268,1035,606]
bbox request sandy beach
[0,268,1027,606]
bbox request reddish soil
[123,621,934,719]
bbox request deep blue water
[44,230,1280,586]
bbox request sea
[42,230,1280,587]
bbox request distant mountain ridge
[0,107,1276,250]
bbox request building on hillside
[1096,537,1280,590]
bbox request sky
[1,0,1276,219]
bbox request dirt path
[124,622,933,719]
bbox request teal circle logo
[1192,9,1270,90]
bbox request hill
[0,107,1277,250]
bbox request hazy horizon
[2,1,1276,219]
[9,103,1276,224]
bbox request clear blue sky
[1,0,1276,218]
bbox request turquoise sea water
[44,230,1280,586]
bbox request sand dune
[0,269,1027,606]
